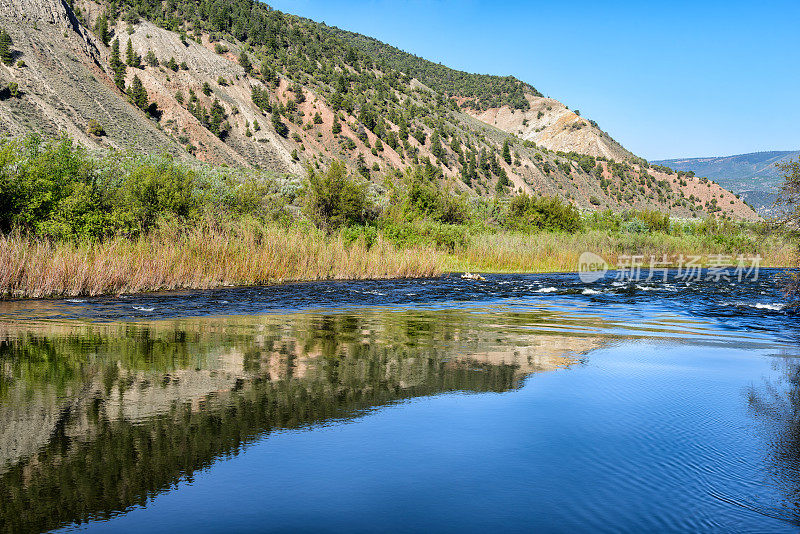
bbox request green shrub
[621,219,648,234]
[505,193,582,233]
[401,167,469,224]
[0,136,108,239]
[380,220,467,251]
[86,120,106,136]
[307,161,374,231]
[341,224,378,249]
[624,209,670,233]
[0,136,206,240]
[113,158,199,234]
[0,29,13,66]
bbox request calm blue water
[0,270,798,533]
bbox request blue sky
[268,0,799,160]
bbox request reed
[0,225,442,298]
[1,226,793,299]
[450,231,795,273]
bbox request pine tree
[110,38,120,69]
[95,15,110,46]
[209,98,226,136]
[239,50,251,74]
[145,50,158,67]
[110,39,127,89]
[430,131,444,161]
[502,139,512,165]
[127,75,148,110]
[272,109,288,137]
[126,39,140,68]
[0,30,13,66]
[260,60,276,85]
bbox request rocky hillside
[465,95,633,162]
[0,0,758,220]
[654,151,800,216]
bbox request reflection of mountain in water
[0,309,600,534]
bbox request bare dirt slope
[0,0,183,156]
[467,95,633,161]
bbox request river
[0,270,798,532]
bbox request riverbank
[1,225,794,299]
[1,136,795,298]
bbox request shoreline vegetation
[0,136,795,299]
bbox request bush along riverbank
[0,136,795,298]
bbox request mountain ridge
[0,0,758,220]
[653,150,799,216]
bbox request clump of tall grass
[451,230,794,273]
[0,223,442,298]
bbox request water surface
[0,270,798,532]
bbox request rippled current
[1,269,799,533]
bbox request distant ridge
[653,151,799,215]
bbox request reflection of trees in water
[0,309,590,534]
[746,356,800,524]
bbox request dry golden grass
[0,226,442,298]
[0,226,794,299]
[448,230,796,273]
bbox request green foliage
[125,39,141,68]
[251,86,272,112]
[380,220,468,251]
[336,29,537,110]
[95,15,110,46]
[430,131,444,161]
[272,109,288,137]
[208,99,229,138]
[505,193,582,233]
[239,50,252,74]
[400,167,469,224]
[502,139,511,165]
[110,39,127,89]
[127,75,148,110]
[628,209,670,233]
[307,161,373,231]
[0,29,12,66]
[0,136,283,241]
[86,120,106,137]
[0,136,105,239]
[776,158,800,228]
[584,209,671,234]
[145,50,158,67]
